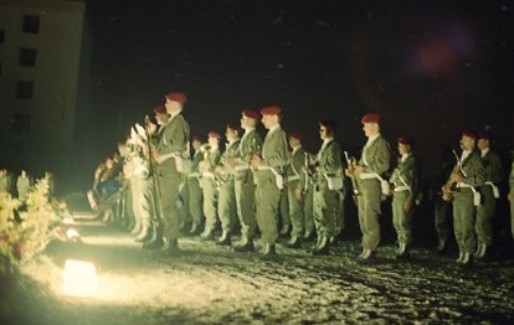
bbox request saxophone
[441,149,462,202]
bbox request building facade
[0,0,86,173]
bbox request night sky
[76,0,513,186]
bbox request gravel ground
[1,214,514,325]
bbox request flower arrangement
[1,176,67,275]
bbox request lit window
[19,47,37,66]
[16,80,34,99]
[22,15,39,34]
[12,114,32,134]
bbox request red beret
[462,130,478,140]
[260,105,282,116]
[165,91,187,104]
[361,113,381,124]
[153,105,168,115]
[208,131,221,139]
[227,122,241,132]
[478,131,491,141]
[242,109,260,120]
[289,130,303,140]
[192,135,203,143]
[398,136,413,146]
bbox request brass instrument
[344,151,360,199]
[441,149,462,202]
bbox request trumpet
[344,151,360,198]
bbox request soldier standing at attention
[232,110,263,252]
[389,136,418,258]
[285,131,307,248]
[251,105,289,256]
[148,91,190,254]
[311,120,343,255]
[215,123,241,245]
[199,131,222,240]
[445,131,485,265]
[186,136,205,235]
[346,113,391,261]
[475,132,503,259]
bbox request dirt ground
[1,212,514,325]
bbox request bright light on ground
[62,259,98,297]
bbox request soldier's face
[226,128,237,141]
[460,135,475,150]
[165,99,181,114]
[192,140,202,150]
[362,123,378,137]
[477,138,489,150]
[398,143,410,155]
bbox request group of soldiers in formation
[91,90,514,265]
[0,169,53,201]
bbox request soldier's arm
[489,153,504,184]
[465,155,486,187]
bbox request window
[16,81,34,99]
[0,30,4,43]
[12,114,32,134]
[22,15,39,34]
[19,47,37,66]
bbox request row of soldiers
[112,90,514,264]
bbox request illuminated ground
[2,213,514,324]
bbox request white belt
[187,172,201,178]
[157,152,180,164]
[485,181,500,199]
[458,182,481,206]
[256,165,284,189]
[394,185,410,192]
[202,172,215,179]
[287,175,300,182]
[359,172,380,180]
[234,165,251,172]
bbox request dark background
[69,0,514,191]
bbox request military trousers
[235,172,257,240]
[217,178,238,233]
[201,177,218,233]
[313,181,339,239]
[434,196,451,243]
[302,184,315,236]
[475,186,496,246]
[187,176,203,227]
[255,170,281,245]
[159,171,182,240]
[357,179,382,251]
[452,188,477,254]
[392,190,414,245]
[287,180,305,237]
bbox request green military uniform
[217,138,240,236]
[302,155,316,238]
[313,139,343,245]
[186,145,205,231]
[234,129,262,243]
[433,155,454,252]
[155,112,190,242]
[255,126,288,246]
[357,135,391,253]
[200,145,221,235]
[389,153,418,251]
[286,145,306,239]
[451,150,485,259]
[475,148,503,253]
[279,182,290,235]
